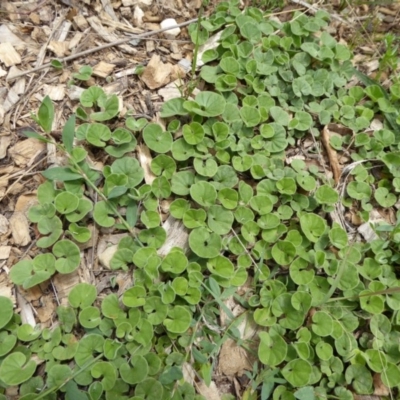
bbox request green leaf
[86,123,111,147]
[91,95,119,121]
[90,362,117,391]
[315,185,339,204]
[161,249,188,274]
[55,192,79,214]
[73,65,93,81]
[0,352,36,386]
[101,294,126,320]
[294,387,315,400]
[62,115,75,153]
[270,106,290,126]
[65,197,93,223]
[190,181,217,207]
[207,205,234,235]
[80,87,106,108]
[258,331,287,366]
[329,227,348,249]
[299,213,327,242]
[135,378,164,399]
[50,59,63,69]
[10,255,55,289]
[37,96,54,133]
[123,286,146,308]
[23,130,52,143]
[120,355,148,384]
[272,241,297,266]
[37,216,63,248]
[0,296,14,329]
[75,334,104,367]
[160,98,188,118]
[143,123,173,153]
[78,307,101,329]
[375,187,397,207]
[312,311,333,337]
[190,91,226,117]
[68,283,97,308]
[163,306,191,334]
[93,201,115,228]
[189,227,221,258]
[183,122,205,145]
[42,167,82,181]
[53,239,80,273]
[111,157,143,188]
[0,332,16,358]
[240,106,261,127]
[282,359,312,387]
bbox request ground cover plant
[2,1,400,399]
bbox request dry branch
[7,18,198,82]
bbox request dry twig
[7,18,198,82]
[289,0,348,24]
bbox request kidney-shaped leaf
[0,352,36,386]
[163,306,192,334]
[189,227,221,258]
[0,296,13,329]
[191,91,226,117]
[120,355,148,385]
[143,123,173,153]
[53,239,80,273]
[299,213,327,243]
[258,331,287,367]
[91,361,117,391]
[281,359,312,387]
[68,283,97,309]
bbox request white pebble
[160,18,181,38]
[133,6,144,27]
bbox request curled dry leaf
[321,125,341,184]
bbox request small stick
[289,0,348,24]
[7,18,198,82]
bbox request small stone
[178,58,191,73]
[133,6,144,27]
[160,18,180,38]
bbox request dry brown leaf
[17,291,36,327]
[9,138,46,167]
[157,216,189,257]
[53,270,81,306]
[0,42,21,67]
[116,271,133,297]
[0,24,25,46]
[373,373,390,396]
[0,135,11,159]
[218,338,253,377]
[43,84,66,101]
[196,381,221,400]
[92,61,116,78]
[98,244,118,269]
[0,215,10,235]
[2,77,25,112]
[9,213,30,246]
[141,54,185,90]
[0,271,14,302]
[14,193,38,213]
[48,41,70,57]
[321,125,341,184]
[36,295,56,324]
[0,246,12,260]
[137,144,155,184]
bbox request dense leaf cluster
[3,1,400,399]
